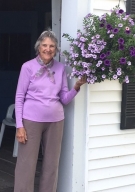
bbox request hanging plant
[63,6,135,84]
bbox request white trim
[51,0,61,61]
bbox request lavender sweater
[15,58,78,128]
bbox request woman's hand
[74,75,87,91]
[16,127,28,144]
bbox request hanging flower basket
[63,6,135,84]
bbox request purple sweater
[15,58,78,128]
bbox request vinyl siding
[87,79,135,191]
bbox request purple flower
[93,55,97,59]
[118,23,123,27]
[117,68,121,71]
[107,24,112,30]
[117,71,122,76]
[71,53,75,58]
[75,53,79,57]
[125,76,129,83]
[125,30,131,34]
[106,51,111,56]
[85,54,90,58]
[118,38,124,44]
[96,63,100,67]
[129,46,134,51]
[81,43,85,50]
[125,79,129,83]
[113,28,119,34]
[119,9,124,14]
[78,42,82,47]
[70,46,74,51]
[96,34,100,38]
[100,53,106,59]
[91,36,95,40]
[120,57,126,64]
[80,36,86,42]
[113,74,118,79]
[102,74,106,79]
[90,79,95,84]
[104,59,111,66]
[77,32,81,38]
[92,69,96,73]
[119,44,124,50]
[130,21,134,26]
[84,49,88,53]
[75,41,79,45]
[125,75,129,80]
[82,62,88,67]
[90,74,94,78]
[97,40,101,44]
[130,50,135,56]
[100,23,105,27]
[98,60,103,64]
[85,13,92,18]
[85,70,90,75]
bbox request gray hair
[34,30,60,55]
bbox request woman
[14,30,86,192]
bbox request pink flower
[125,27,130,31]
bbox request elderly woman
[14,30,86,192]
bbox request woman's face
[38,37,56,64]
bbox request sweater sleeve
[15,64,31,128]
[59,68,79,105]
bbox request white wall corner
[72,83,88,192]
[58,0,91,192]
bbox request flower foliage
[63,6,135,84]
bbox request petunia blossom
[118,38,124,44]
[113,28,119,34]
[118,23,123,27]
[127,61,131,65]
[120,57,126,64]
[100,53,106,59]
[110,34,114,38]
[113,74,118,79]
[104,59,111,66]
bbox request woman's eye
[50,45,55,48]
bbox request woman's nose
[46,46,51,51]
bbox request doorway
[0,0,52,121]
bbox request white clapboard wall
[86,1,135,191]
[87,80,135,191]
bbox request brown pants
[14,119,64,192]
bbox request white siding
[87,80,135,191]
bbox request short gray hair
[34,30,60,55]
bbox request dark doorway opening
[0,0,52,121]
[0,0,52,71]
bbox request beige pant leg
[14,119,44,192]
[39,120,64,192]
